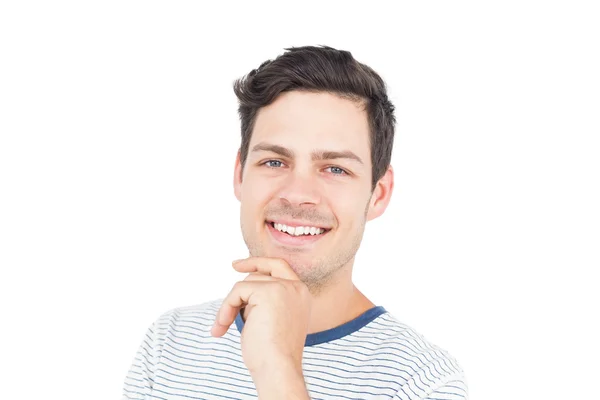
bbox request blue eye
[264,160,284,168]
[327,166,348,175]
[262,160,348,176]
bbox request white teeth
[272,222,325,236]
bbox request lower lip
[266,222,329,246]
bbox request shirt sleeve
[423,376,469,400]
[121,322,160,399]
[393,354,469,400]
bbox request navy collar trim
[234,306,387,347]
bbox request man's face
[233,90,391,293]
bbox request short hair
[233,45,396,193]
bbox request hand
[211,257,312,376]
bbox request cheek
[241,179,275,212]
[334,197,370,226]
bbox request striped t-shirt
[122,298,468,399]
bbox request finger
[211,275,276,337]
[243,272,276,282]
[232,256,299,280]
[211,281,266,337]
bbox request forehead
[250,91,371,159]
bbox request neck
[305,259,375,334]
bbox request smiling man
[123,45,468,400]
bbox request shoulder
[365,312,468,398]
[158,298,223,320]
[148,298,225,341]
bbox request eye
[261,160,349,176]
[262,160,285,168]
[326,166,349,176]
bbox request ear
[366,165,394,222]
[233,150,243,202]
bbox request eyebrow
[251,142,364,165]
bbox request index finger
[232,256,299,280]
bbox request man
[122,45,468,399]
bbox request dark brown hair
[233,45,396,193]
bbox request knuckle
[295,280,309,293]
[277,258,289,267]
[291,280,309,297]
[274,258,289,271]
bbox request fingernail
[232,259,243,264]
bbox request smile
[265,221,331,246]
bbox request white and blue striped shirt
[122,299,468,399]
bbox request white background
[1,1,598,399]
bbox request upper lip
[266,219,331,230]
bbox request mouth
[265,220,331,246]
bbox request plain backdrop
[0,1,598,399]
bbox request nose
[277,169,321,207]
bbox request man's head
[232,45,396,294]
